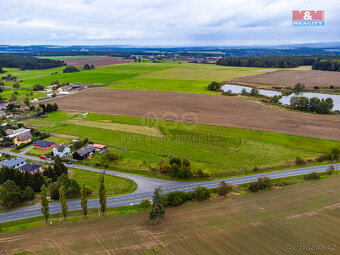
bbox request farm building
[0,158,27,168]
[14,132,32,146]
[33,140,55,149]
[19,163,43,173]
[53,143,71,158]
[73,144,95,160]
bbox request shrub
[140,199,151,207]
[250,88,260,97]
[160,160,170,173]
[103,152,120,161]
[169,157,182,166]
[63,66,79,73]
[23,186,35,201]
[196,169,210,178]
[207,81,222,91]
[295,156,306,165]
[162,191,192,207]
[248,177,272,192]
[33,84,44,91]
[192,186,210,201]
[304,172,320,180]
[218,181,234,196]
[176,167,193,178]
[331,148,340,161]
[326,165,335,175]
[83,185,92,195]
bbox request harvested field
[47,88,340,141]
[233,69,340,87]
[2,177,340,254]
[63,56,133,67]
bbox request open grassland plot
[2,62,277,93]
[2,177,340,254]
[233,69,340,88]
[69,168,137,198]
[66,119,163,137]
[47,88,340,141]
[23,111,340,176]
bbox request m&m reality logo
[292,10,324,26]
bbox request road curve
[0,149,339,223]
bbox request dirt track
[233,69,340,87]
[63,56,133,67]
[48,88,340,141]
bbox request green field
[2,175,340,254]
[23,111,340,177]
[2,62,276,93]
[70,168,137,197]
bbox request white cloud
[0,0,338,45]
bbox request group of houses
[5,128,33,146]
[0,157,42,174]
[33,138,106,160]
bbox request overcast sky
[1,0,339,46]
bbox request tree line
[312,59,340,71]
[216,55,340,70]
[290,96,334,114]
[0,55,65,70]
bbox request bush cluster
[162,186,210,207]
[304,172,320,180]
[247,177,272,192]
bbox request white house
[53,143,71,158]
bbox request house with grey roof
[53,143,71,158]
[19,163,43,173]
[0,158,27,168]
[73,144,95,160]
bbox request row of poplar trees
[40,173,106,223]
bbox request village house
[57,83,84,93]
[53,143,71,158]
[5,128,31,138]
[0,157,27,168]
[33,140,55,149]
[73,144,95,160]
[14,132,32,146]
[19,163,43,173]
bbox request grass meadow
[23,111,340,178]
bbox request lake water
[221,84,340,111]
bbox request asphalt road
[0,149,339,223]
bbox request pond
[221,84,340,111]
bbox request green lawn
[70,168,137,197]
[2,62,277,94]
[23,111,340,177]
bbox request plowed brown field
[63,56,133,67]
[47,88,340,140]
